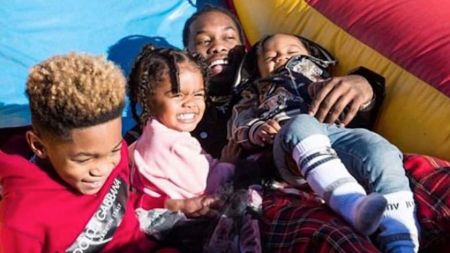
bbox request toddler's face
[257,34,309,78]
[31,117,123,195]
[150,62,206,132]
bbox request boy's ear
[26,130,47,159]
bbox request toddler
[127,46,261,252]
[128,45,239,209]
[230,33,420,253]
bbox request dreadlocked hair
[182,4,245,47]
[128,45,209,127]
[26,52,126,139]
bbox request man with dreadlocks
[181,5,385,159]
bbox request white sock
[293,134,386,235]
[378,191,420,253]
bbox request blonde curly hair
[26,52,126,138]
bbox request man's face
[29,117,123,195]
[186,11,244,86]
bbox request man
[183,5,384,158]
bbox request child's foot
[353,193,387,235]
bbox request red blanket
[261,154,450,253]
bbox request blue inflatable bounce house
[0,0,224,133]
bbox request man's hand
[308,75,373,126]
[220,140,241,163]
[253,119,281,147]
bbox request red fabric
[0,125,32,156]
[136,192,168,210]
[404,154,450,251]
[261,154,450,253]
[0,138,174,253]
[261,188,381,253]
[306,0,450,97]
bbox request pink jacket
[131,119,235,199]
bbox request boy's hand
[165,195,223,218]
[253,119,281,147]
[308,75,373,126]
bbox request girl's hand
[165,195,223,218]
[253,119,281,147]
[220,140,241,163]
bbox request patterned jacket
[229,54,335,150]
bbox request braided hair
[128,45,209,127]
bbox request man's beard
[207,76,234,97]
[207,45,246,97]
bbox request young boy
[229,33,420,252]
[0,53,174,252]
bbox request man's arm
[308,67,385,129]
[346,66,385,129]
[302,36,385,129]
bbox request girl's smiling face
[149,61,206,132]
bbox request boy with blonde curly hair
[0,53,175,252]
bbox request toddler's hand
[220,140,241,163]
[253,119,281,147]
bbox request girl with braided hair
[127,44,241,224]
[127,45,248,251]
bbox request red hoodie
[0,137,170,253]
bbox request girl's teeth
[178,113,195,120]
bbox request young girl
[128,45,240,212]
[230,33,420,253]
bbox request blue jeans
[273,114,410,194]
